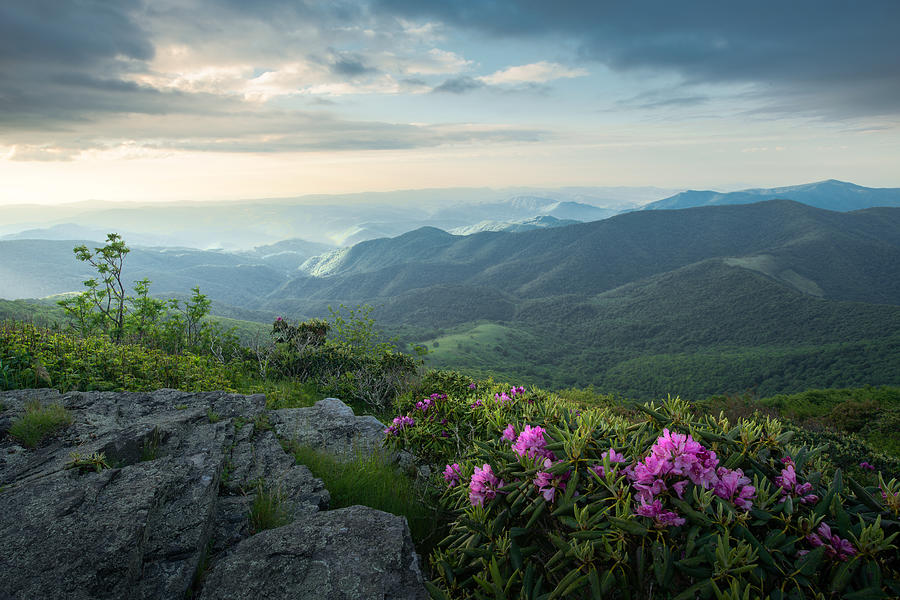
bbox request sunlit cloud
[479,61,588,86]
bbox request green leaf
[734,525,775,568]
[847,476,884,513]
[424,581,450,600]
[672,579,712,600]
[525,498,546,530]
[652,542,674,587]
[609,516,649,536]
[830,559,860,594]
[548,569,587,600]
[793,545,825,577]
[671,498,711,524]
[843,586,889,600]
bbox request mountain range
[643,179,900,212]
[0,186,664,250]
[3,195,899,398]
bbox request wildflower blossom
[494,392,511,403]
[591,448,627,478]
[630,429,718,502]
[501,424,517,442]
[533,463,570,502]
[636,498,685,528]
[713,467,756,510]
[808,523,857,561]
[470,399,483,408]
[468,383,477,390]
[384,415,415,435]
[859,461,876,471]
[443,463,462,488]
[511,425,553,461]
[469,464,504,507]
[775,464,818,504]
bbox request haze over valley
[3,179,900,399]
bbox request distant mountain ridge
[3,198,899,398]
[0,187,658,250]
[642,179,900,212]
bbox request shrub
[386,391,900,599]
[9,400,73,448]
[0,322,239,393]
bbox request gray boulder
[201,505,429,600]
[0,389,426,600]
[272,397,387,459]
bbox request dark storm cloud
[377,0,900,118]
[0,1,166,125]
[0,0,153,66]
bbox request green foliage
[0,321,238,393]
[386,391,900,599]
[265,312,420,412]
[289,443,437,545]
[9,399,73,448]
[699,387,900,461]
[207,408,221,423]
[140,428,162,462]
[252,412,272,435]
[248,480,291,534]
[65,450,110,473]
[59,233,130,341]
[328,303,394,356]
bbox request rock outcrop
[0,389,427,600]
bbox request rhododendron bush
[386,390,900,599]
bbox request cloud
[478,61,587,86]
[376,0,900,119]
[432,77,485,94]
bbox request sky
[1,0,899,205]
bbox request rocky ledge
[0,388,428,600]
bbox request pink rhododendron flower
[443,463,462,487]
[470,399,483,408]
[591,448,627,477]
[511,425,554,461]
[808,523,857,561]
[713,467,756,510]
[469,464,504,507]
[384,415,415,435]
[635,498,685,528]
[533,465,570,502]
[630,429,718,502]
[468,382,477,390]
[494,392,511,403]
[776,464,818,504]
[502,424,517,442]
[859,461,876,471]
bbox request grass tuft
[248,480,291,533]
[290,444,440,546]
[9,399,73,448]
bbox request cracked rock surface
[0,389,426,600]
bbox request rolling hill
[3,199,900,398]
